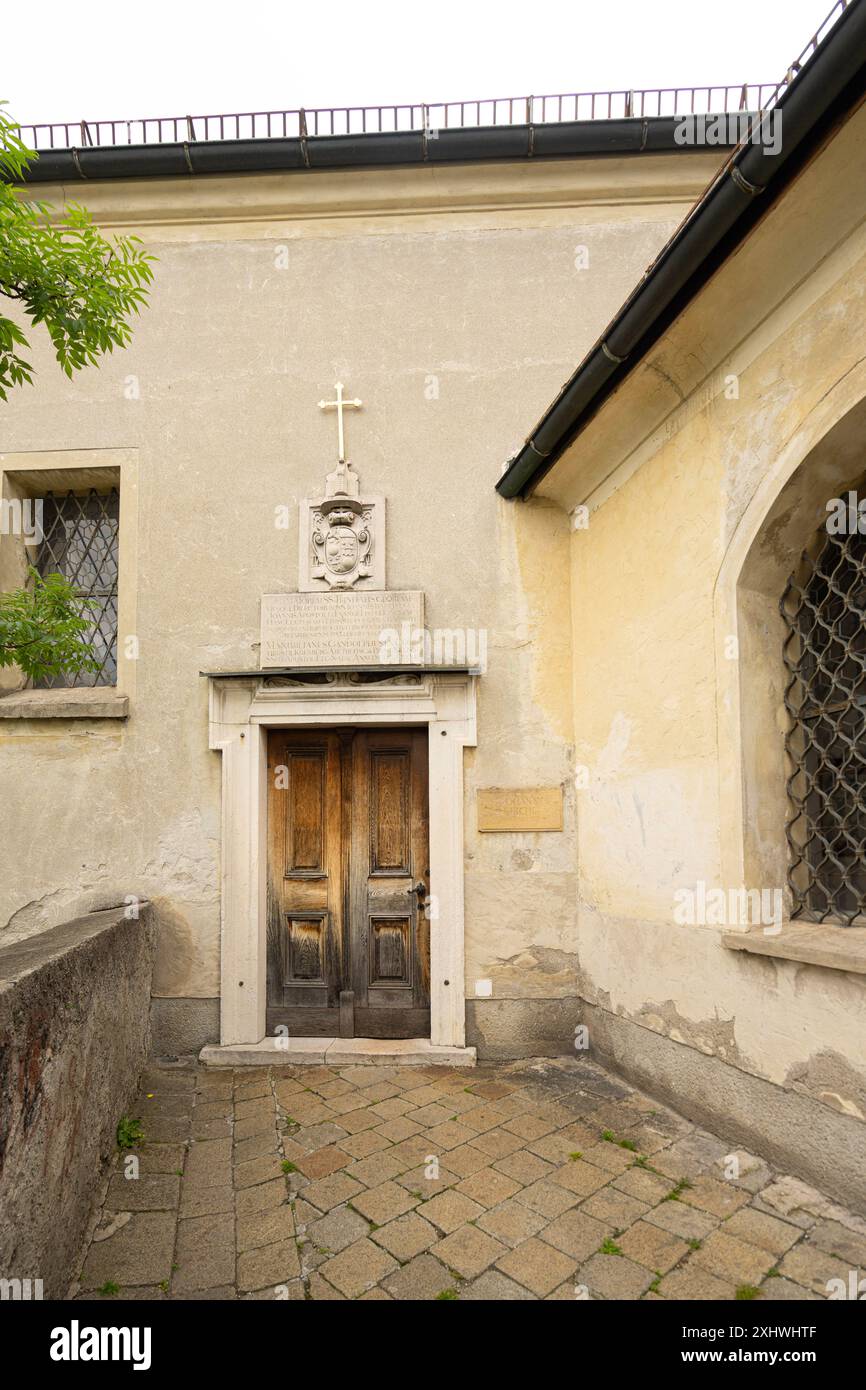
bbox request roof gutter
[497,0,866,500]
[18,115,731,183]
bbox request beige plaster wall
[566,155,866,1122]
[0,153,711,1018]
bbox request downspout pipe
[497,0,866,499]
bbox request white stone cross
[318,381,362,464]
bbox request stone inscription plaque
[477,786,563,833]
[260,590,425,669]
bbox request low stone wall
[0,905,155,1298]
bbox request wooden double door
[266,727,430,1039]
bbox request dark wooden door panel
[369,914,412,987]
[268,1006,348,1036]
[369,750,411,873]
[284,749,328,877]
[354,1007,431,1039]
[267,726,429,1039]
[267,731,345,1034]
[351,728,430,1035]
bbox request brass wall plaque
[477,786,563,833]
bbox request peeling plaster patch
[2,881,125,945]
[785,1049,866,1121]
[488,945,578,997]
[760,501,799,572]
[1,809,218,954]
[590,979,866,1125]
[632,998,747,1065]
[510,849,535,871]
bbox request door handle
[409,880,427,902]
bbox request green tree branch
[0,102,155,400]
[0,568,101,682]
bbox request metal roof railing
[14,0,855,154]
[16,85,781,152]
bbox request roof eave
[497,0,866,501]
[17,115,730,184]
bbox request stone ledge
[722,921,866,975]
[199,1036,477,1067]
[0,904,147,984]
[0,687,129,719]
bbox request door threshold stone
[199,1036,477,1067]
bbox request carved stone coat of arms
[299,460,385,592]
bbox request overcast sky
[3,0,838,128]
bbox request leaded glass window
[34,488,119,688]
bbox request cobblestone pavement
[69,1055,866,1301]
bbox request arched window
[781,516,866,923]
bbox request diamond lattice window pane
[781,525,866,924]
[33,489,119,689]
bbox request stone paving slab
[67,1054,864,1301]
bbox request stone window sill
[0,687,128,719]
[722,920,866,975]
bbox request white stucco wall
[0,153,713,1025]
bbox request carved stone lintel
[260,672,423,690]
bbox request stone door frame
[208,672,477,1048]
